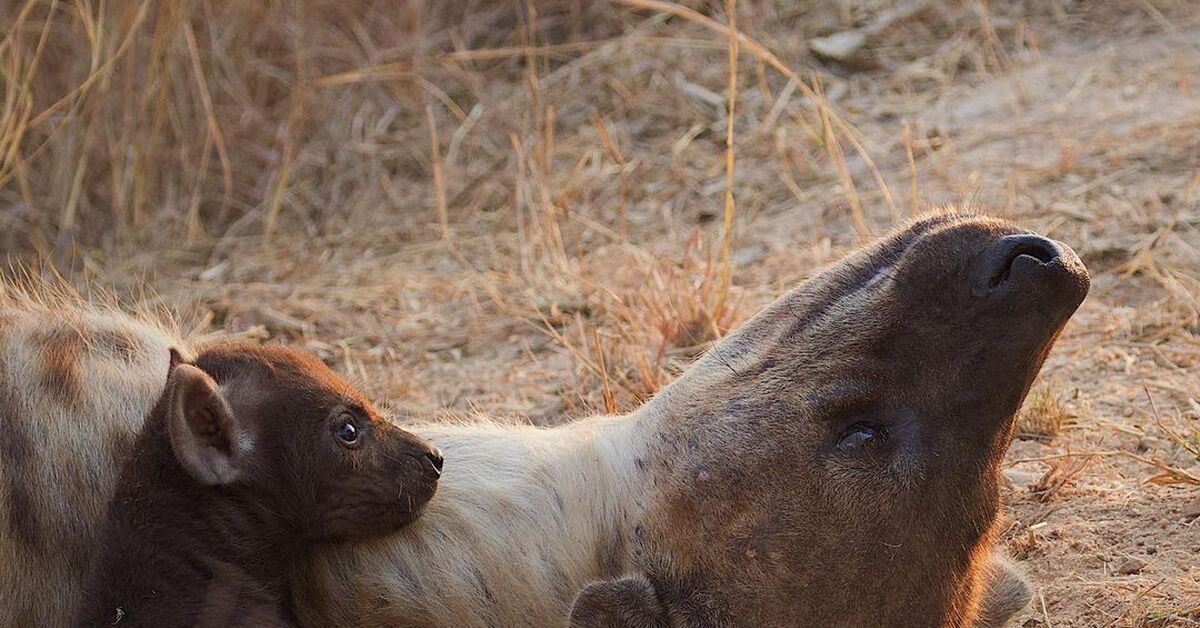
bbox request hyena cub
[75,344,443,627]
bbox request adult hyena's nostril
[979,234,1063,292]
[424,448,444,475]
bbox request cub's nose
[973,234,1062,295]
[424,447,444,476]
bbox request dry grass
[1031,454,1095,502]
[3,0,1200,625]
[1018,382,1075,443]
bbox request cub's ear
[165,364,247,486]
[568,576,668,628]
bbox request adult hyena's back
[0,299,184,627]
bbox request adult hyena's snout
[872,218,1091,437]
[970,232,1090,308]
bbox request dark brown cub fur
[74,344,443,627]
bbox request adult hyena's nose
[972,234,1065,296]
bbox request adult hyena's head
[0,297,183,628]
[637,212,1088,626]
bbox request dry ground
[2,1,1198,625]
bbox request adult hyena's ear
[568,576,669,628]
[165,362,248,485]
[974,552,1032,628]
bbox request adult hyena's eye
[837,423,887,454]
[333,416,361,446]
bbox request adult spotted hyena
[292,213,1088,627]
[2,212,1087,627]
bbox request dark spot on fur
[7,483,43,552]
[468,565,497,607]
[36,325,86,402]
[0,392,40,551]
[595,532,627,578]
[65,456,94,505]
[0,393,32,465]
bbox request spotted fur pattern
[0,288,186,628]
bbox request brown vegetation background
[2,0,1198,624]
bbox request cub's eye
[837,423,887,454]
[333,418,361,446]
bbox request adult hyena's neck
[437,412,660,575]
[577,412,662,573]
